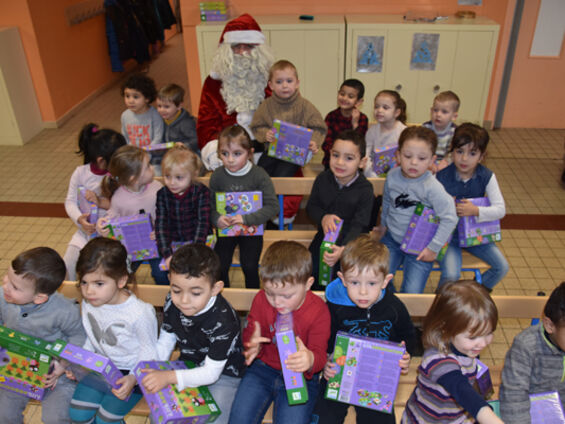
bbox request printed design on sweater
[87,312,126,346]
[342,318,393,340]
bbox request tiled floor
[0,33,563,423]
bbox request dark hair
[158,83,185,106]
[101,145,149,198]
[169,244,221,287]
[544,282,565,326]
[77,123,127,165]
[340,79,365,100]
[12,247,66,295]
[449,122,490,155]
[398,126,438,155]
[260,241,312,286]
[76,237,134,287]
[217,125,253,154]
[121,73,157,103]
[335,129,366,158]
[376,90,407,124]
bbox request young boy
[228,241,330,423]
[379,126,457,293]
[422,91,460,171]
[140,244,245,424]
[500,282,565,423]
[321,79,369,170]
[306,129,374,290]
[0,247,86,424]
[157,83,199,155]
[312,233,415,424]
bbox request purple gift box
[215,191,263,237]
[268,120,313,166]
[142,142,175,152]
[530,391,565,423]
[400,203,449,261]
[107,213,159,261]
[319,218,343,286]
[159,234,218,271]
[372,146,397,176]
[474,359,494,399]
[457,197,501,247]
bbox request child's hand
[456,199,479,217]
[398,342,411,374]
[308,140,319,154]
[96,217,110,236]
[428,162,439,174]
[165,256,172,269]
[112,374,136,400]
[321,214,340,233]
[78,213,96,235]
[323,245,344,267]
[417,247,437,262]
[323,359,338,380]
[371,225,386,241]
[84,189,99,206]
[231,214,244,225]
[476,405,505,424]
[285,337,314,373]
[140,369,177,394]
[266,129,276,143]
[174,142,185,148]
[244,321,271,365]
[149,231,156,240]
[217,215,232,229]
[351,106,361,129]
[43,360,67,389]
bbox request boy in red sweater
[228,241,330,424]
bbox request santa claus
[197,14,274,169]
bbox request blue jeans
[439,237,509,290]
[228,360,320,424]
[381,231,434,293]
[131,257,169,285]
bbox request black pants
[258,152,300,177]
[214,235,263,288]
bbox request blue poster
[357,36,384,73]
[410,33,439,71]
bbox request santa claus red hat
[219,13,265,45]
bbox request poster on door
[356,36,384,73]
[410,33,439,71]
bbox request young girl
[96,145,168,284]
[68,237,158,424]
[210,125,279,288]
[155,145,211,268]
[436,123,509,291]
[402,280,503,424]
[63,123,126,280]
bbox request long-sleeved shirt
[121,106,164,148]
[322,108,369,168]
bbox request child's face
[263,278,314,315]
[451,143,484,180]
[543,316,565,351]
[374,94,400,125]
[337,85,362,112]
[79,268,127,307]
[452,329,493,358]
[124,88,150,114]
[219,141,251,173]
[430,100,458,131]
[338,267,392,309]
[2,266,45,305]
[268,68,299,99]
[133,154,154,187]
[157,98,181,121]
[396,138,436,179]
[164,165,192,196]
[330,138,366,185]
[169,272,222,316]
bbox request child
[0,247,86,424]
[364,89,407,178]
[436,123,508,291]
[210,125,279,289]
[500,282,565,422]
[321,79,369,169]
[228,241,331,424]
[306,129,374,290]
[157,83,199,154]
[69,237,159,424]
[120,73,164,149]
[155,145,211,269]
[96,145,169,284]
[379,126,457,293]
[402,280,503,424]
[63,123,126,280]
[251,59,327,177]
[423,90,460,171]
[312,233,415,424]
[140,244,245,424]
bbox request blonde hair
[422,280,498,354]
[101,145,148,198]
[162,145,201,180]
[260,241,312,286]
[340,233,389,277]
[269,60,298,81]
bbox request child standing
[0,247,86,424]
[157,83,198,154]
[312,233,415,424]
[228,241,331,424]
[140,244,245,424]
[321,79,369,170]
[307,130,374,290]
[210,125,279,289]
[96,145,168,284]
[63,123,126,280]
[402,280,503,424]
[500,282,565,422]
[436,123,508,291]
[380,126,457,293]
[69,237,159,424]
[155,145,211,269]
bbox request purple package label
[530,391,565,423]
[372,146,397,176]
[400,203,450,261]
[268,120,313,166]
[142,142,175,152]
[475,359,493,399]
[323,218,343,243]
[215,192,264,237]
[77,186,99,225]
[159,234,218,270]
[108,213,159,261]
[457,197,501,247]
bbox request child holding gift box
[379,126,457,293]
[229,241,330,424]
[140,244,245,424]
[436,123,508,291]
[500,282,565,423]
[0,247,86,424]
[69,237,158,424]
[312,233,415,424]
